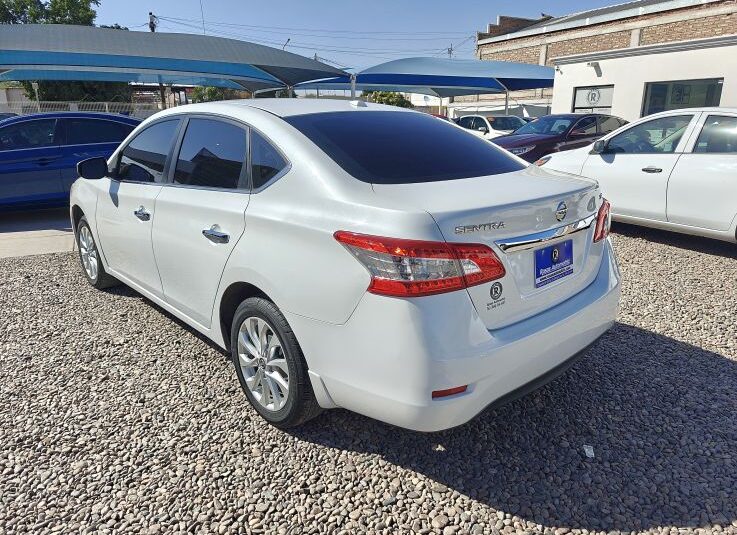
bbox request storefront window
[572,85,614,113]
[642,78,722,116]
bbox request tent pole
[350,74,357,98]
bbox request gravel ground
[1,224,736,535]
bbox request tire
[230,297,322,428]
[76,216,118,289]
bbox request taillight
[593,199,611,242]
[334,231,505,297]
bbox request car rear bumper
[287,238,620,432]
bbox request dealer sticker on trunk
[534,240,573,288]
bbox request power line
[158,15,473,37]
[158,18,460,56]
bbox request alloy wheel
[78,226,99,281]
[237,316,290,411]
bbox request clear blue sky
[96,0,617,70]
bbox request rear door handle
[202,225,230,244]
[133,206,151,221]
[642,166,662,173]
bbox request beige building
[453,0,737,119]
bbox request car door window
[570,116,597,136]
[117,120,179,183]
[458,116,474,129]
[598,116,623,135]
[251,131,288,189]
[693,115,737,153]
[173,118,247,189]
[0,119,56,150]
[64,118,135,145]
[607,115,692,154]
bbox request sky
[96,0,620,70]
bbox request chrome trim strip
[495,214,596,253]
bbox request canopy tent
[297,57,555,111]
[0,24,346,92]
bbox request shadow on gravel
[289,322,737,532]
[612,222,737,259]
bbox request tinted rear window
[284,111,525,184]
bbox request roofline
[477,0,721,45]
[553,32,737,64]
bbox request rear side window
[285,111,525,184]
[251,131,288,189]
[173,118,247,189]
[64,118,135,145]
[117,120,179,183]
[694,115,737,154]
[0,119,56,150]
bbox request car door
[666,113,737,231]
[580,113,697,221]
[96,118,181,296]
[58,117,136,192]
[0,117,65,207]
[151,116,253,328]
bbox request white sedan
[456,114,527,140]
[70,99,620,432]
[538,107,737,243]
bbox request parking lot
[0,224,734,534]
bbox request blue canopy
[0,24,346,91]
[298,57,554,97]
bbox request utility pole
[149,12,167,109]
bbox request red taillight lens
[593,199,611,243]
[432,385,468,399]
[334,231,505,298]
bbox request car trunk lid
[371,166,603,329]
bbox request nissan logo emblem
[555,201,568,222]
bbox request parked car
[70,99,620,431]
[0,112,140,209]
[457,114,527,140]
[0,112,17,122]
[538,107,737,243]
[492,113,628,162]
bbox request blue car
[0,112,140,209]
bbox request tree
[190,86,241,103]
[1,0,132,102]
[362,91,413,108]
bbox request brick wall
[640,11,737,44]
[480,46,540,64]
[476,0,737,66]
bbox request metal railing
[1,101,161,119]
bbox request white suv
[457,114,527,140]
[71,99,620,431]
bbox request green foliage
[363,91,413,108]
[190,86,240,103]
[2,0,132,102]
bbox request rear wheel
[76,216,118,289]
[230,297,321,428]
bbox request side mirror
[591,139,608,154]
[477,126,488,133]
[77,157,108,180]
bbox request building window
[572,85,614,113]
[642,78,722,117]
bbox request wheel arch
[71,204,85,232]
[218,281,272,348]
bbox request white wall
[551,44,737,121]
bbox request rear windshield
[514,116,574,136]
[284,111,525,184]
